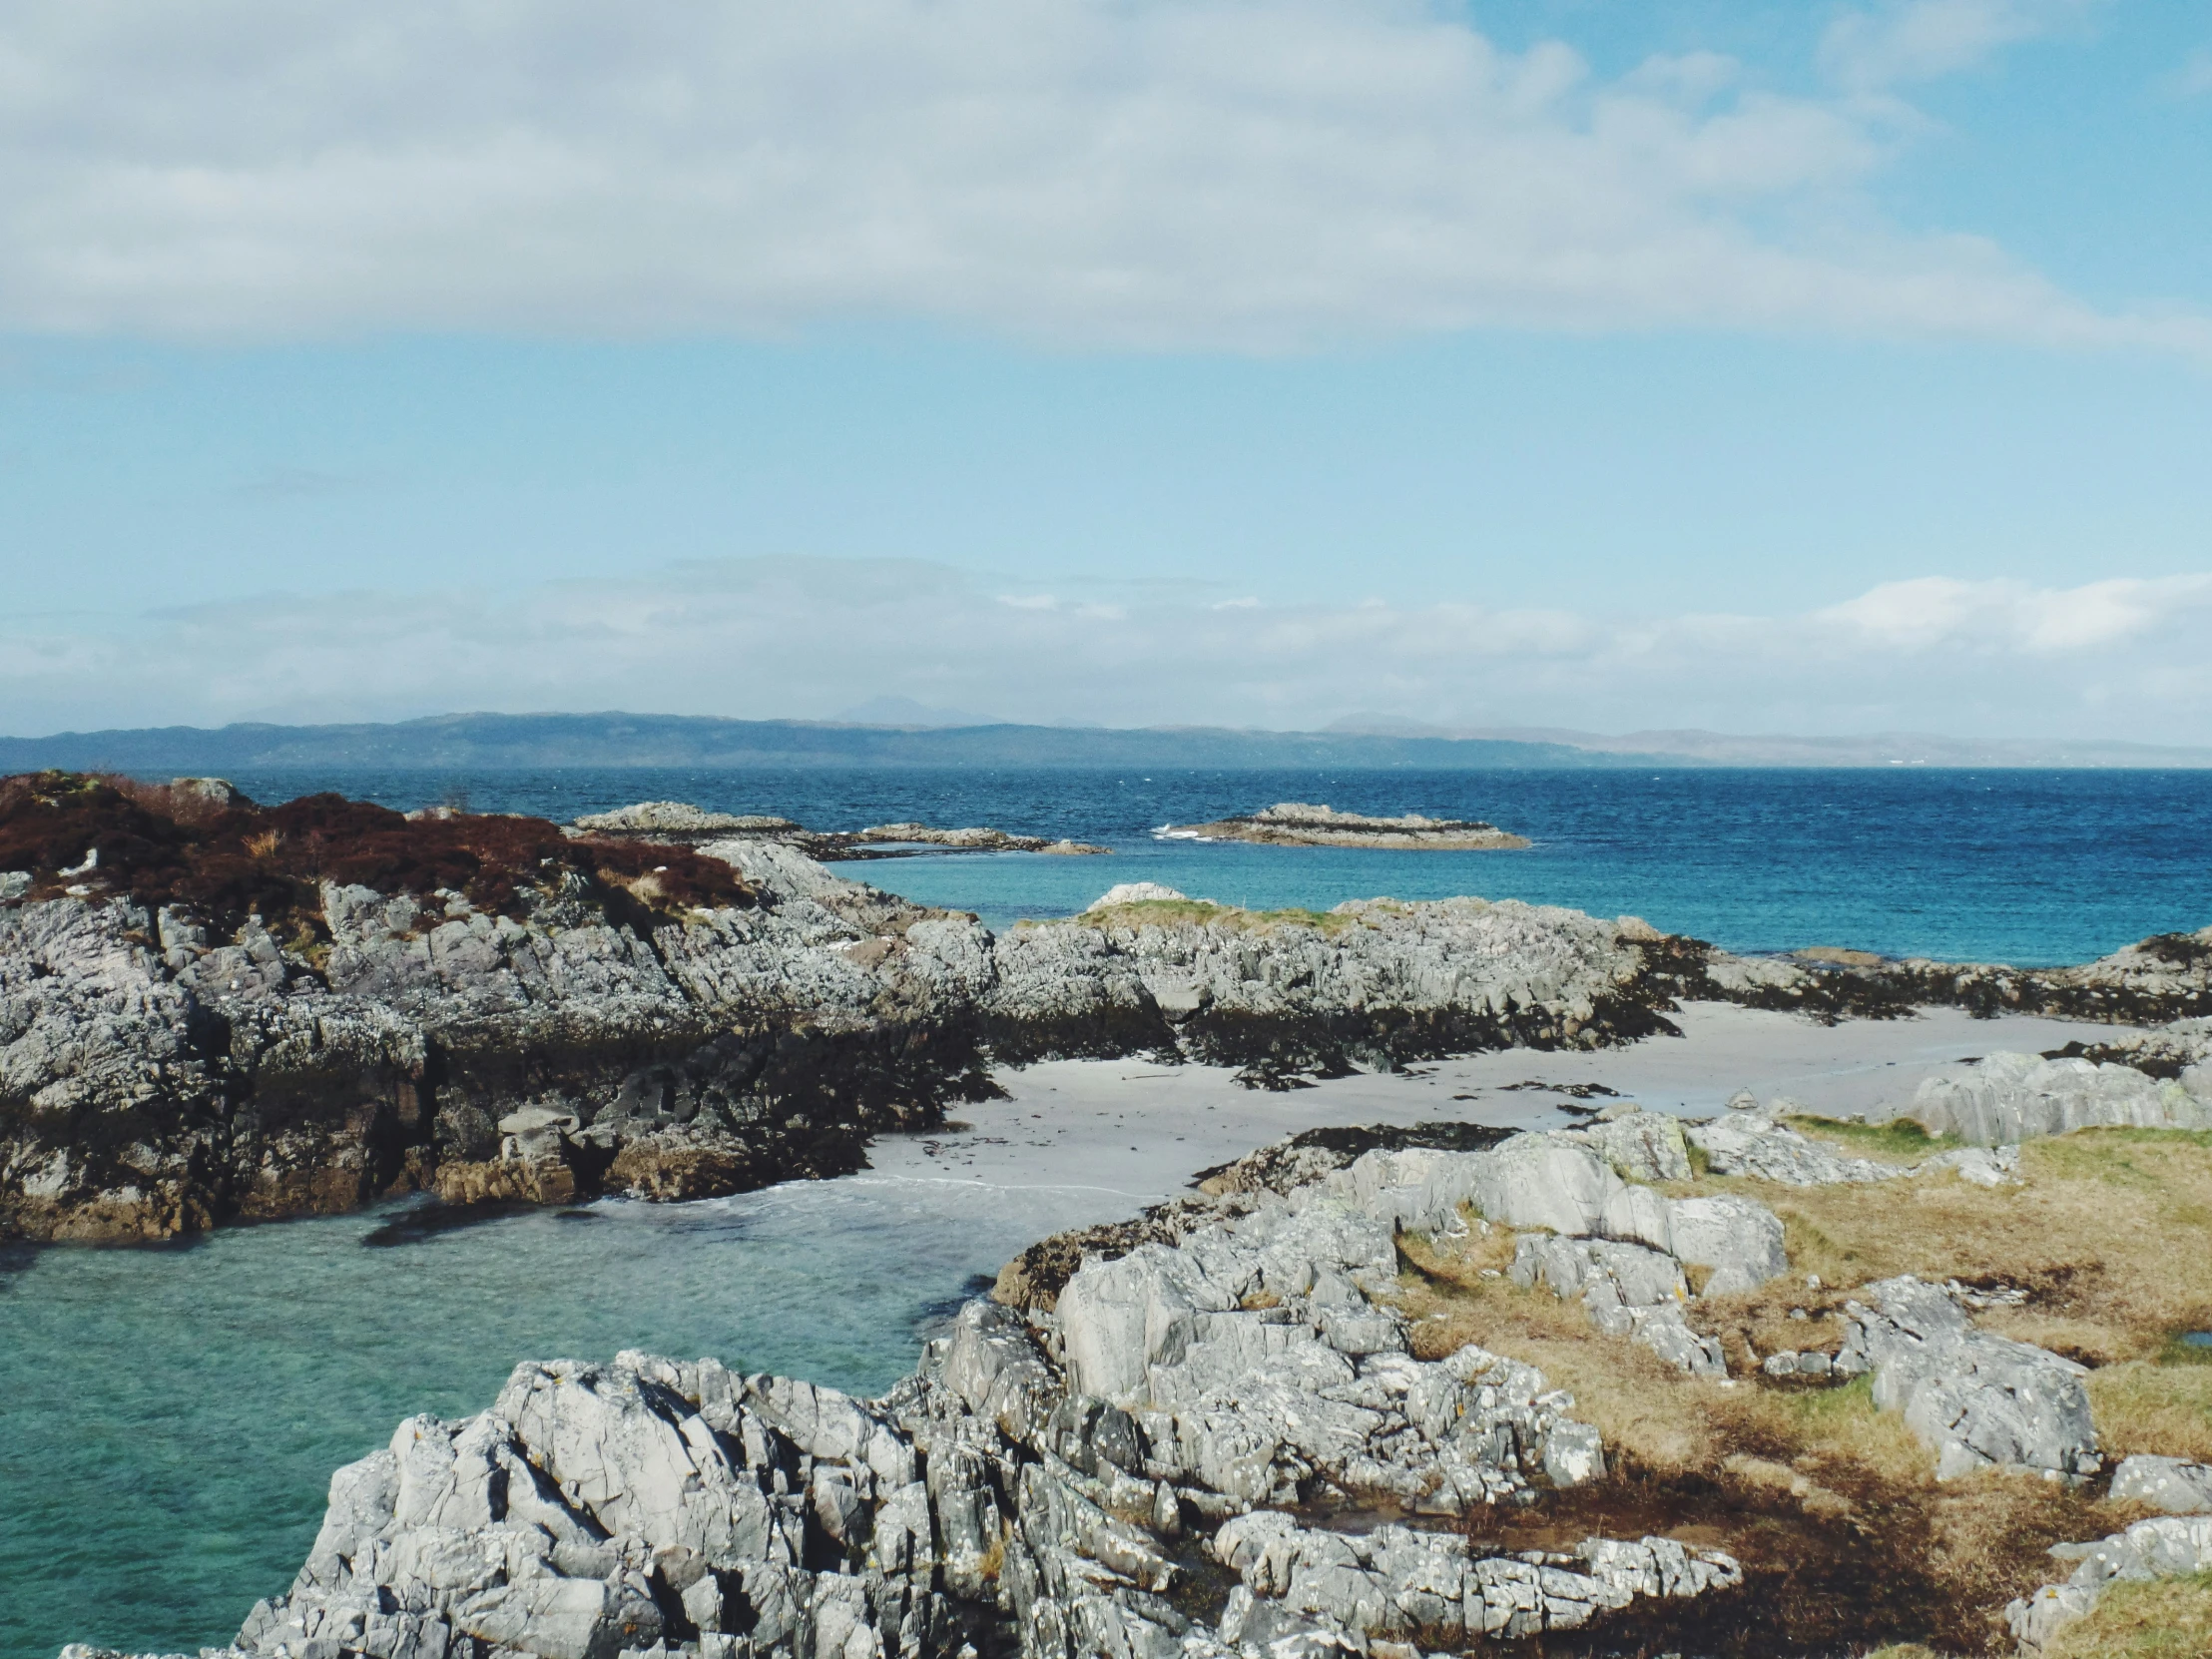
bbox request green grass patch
[1785,1114,1953,1159]
[1780,1372,1881,1429]
[2027,1126,2212,1190]
[2157,1331,2212,1368]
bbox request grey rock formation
[2108,1453,2212,1514]
[2006,1515,2212,1653]
[1212,1510,1738,1645]
[1837,1277,2099,1481]
[575,804,801,835]
[1051,1192,1598,1513]
[1917,1145,2022,1187]
[1507,1234,1726,1377]
[1900,1051,2212,1145]
[1688,1100,1906,1187]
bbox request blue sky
[3,0,2211,740]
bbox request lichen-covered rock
[1508,1235,1726,1377]
[1212,1510,1739,1645]
[1838,1276,2099,1481]
[3,826,1713,1242]
[2006,1515,2212,1653]
[59,1113,1778,1659]
[2108,1453,2212,1514]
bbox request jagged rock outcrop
[1687,1096,1907,1187]
[1646,923,2212,1026]
[577,803,1108,859]
[1837,1277,2100,1481]
[2006,1515,2212,1653]
[12,772,2212,1243]
[57,1138,1754,1659]
[1892,1050,2212,1146]
[1212,1510,1739,1645]
[1509,1234,1726,1377]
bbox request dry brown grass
[1681,1126,2212,1371]
[1386,1127,2212,1654]
[2088,1362,2212,1462]
[2042,1571,2212,1658]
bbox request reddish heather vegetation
[0,772,754,935]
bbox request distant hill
[1326,716,2212,770]
[7,711,2206,773]
[0,712,1650,773]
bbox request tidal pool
[0,1170,1106,1659]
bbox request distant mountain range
[1324,716,2212,770]
[3,711,2207,772]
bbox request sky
[3,0,2211,741]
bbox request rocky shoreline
[7,774,2212,1244]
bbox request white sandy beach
[862,1001,2134,1229]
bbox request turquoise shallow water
[0,1174,1099,1659]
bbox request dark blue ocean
[223,766,2212,966]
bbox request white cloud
[0,0,2198,355]
[2177,49,2212,97]
[1820,0,2097,92]
[5,558,2210,744]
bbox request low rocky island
[574,802,1110,859]
[1156,804,1530,850]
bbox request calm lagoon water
[9,765,2212,1657]
[0,1177,1087,1659]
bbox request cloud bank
[5,560,2209,744]
[0,0,2200,353]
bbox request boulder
[1688,1107,1905,1187]
[1212,1511,1739,1646]
[1838,1277,2099,1480]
